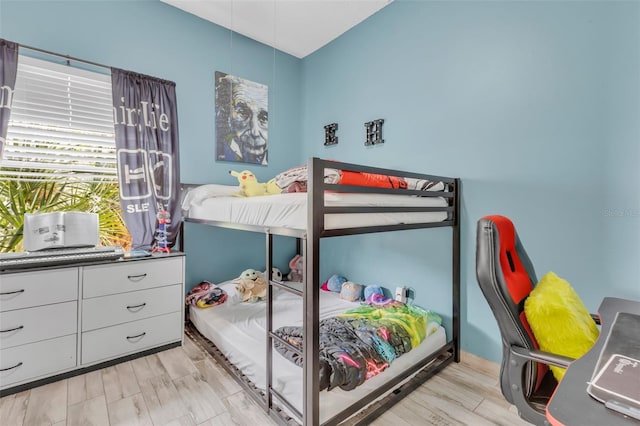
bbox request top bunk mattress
[183,185,449,231]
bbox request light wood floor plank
[222,391,277,426]
[461,350,501,378]
[193,358,241,398]
[86,369,106,400]
[375,391,460,426]
[131,353,169,383]
[438,362,506,402]
[421,372,484,411]
[173,372,227,424]
[67,394,110,426]
[23,380,67,425]
[1,334,532,426]
[139,374,189,425]
[407,384,497,426]
[0,390,29,425]
[369,409,414,426]
[473,397,532,426]
[182,336,207,363]
[68,374,88,406]
[103,362,141,404]
[196,411,237,426]
[157,346,200,380]
[165,414,198,425]
[107,393,152,426]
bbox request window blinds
[1,55,116,182]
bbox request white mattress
[189,282,447,423]
[184,186,448,230]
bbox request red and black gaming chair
[475,215,575,425]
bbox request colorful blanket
[273,303,441,391]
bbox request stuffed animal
[230,170,282,197]
[364,285,384,299]
[340,281,364,301]
[265,178,281,195]
[322,274,347,292]
[270,267,283,282]
[287,254,304,282]
[233,268,268,302]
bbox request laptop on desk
[587,312,640,420]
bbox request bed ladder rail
[265,231,308,424]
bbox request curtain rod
[18,42,111,71]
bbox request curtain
[111,68,181,251]
[0,39,19,161]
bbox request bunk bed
[180,157,461,426]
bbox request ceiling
[160,0,392,59]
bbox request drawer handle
[0,362,23,372]
[126,332,146,341]
[0,325,24,333]
[126,302,146,312]
[127,273,147,282]
[0,289,25,296]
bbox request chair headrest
[480,215,535,306]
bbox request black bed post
[304,157,322,426]
[453,178,461,363]
[266,230,274,412]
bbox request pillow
[524,271,599,381]
[181,184,238,210]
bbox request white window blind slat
[15,77,111,98]
[8,127,115,145]
[11,107,115,125]
[4,144,116,161]
[10,111,116,131]
[13,91,113,112]
[1,55,117,183]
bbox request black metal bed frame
[181,157,461,426]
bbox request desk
[546,297,640,426]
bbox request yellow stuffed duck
[229,170,281,197]
[233,269,268,303]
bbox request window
[0,55,129,251]
[2,56,116,181]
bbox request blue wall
[2,0,638,363]
[301,0,639,361]
[0,0,303,284]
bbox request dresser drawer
[83,257,183,298]
[0,269,78,312]
[0,301,77,349]
[82,311,182,365]
[82,284,182,331]
[0,334,77,389]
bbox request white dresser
[0,253,185,394]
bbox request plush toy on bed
[270,267,283,282]
[229,170,282,197]
[287,254,304,282]
[233,268,268,302]
[340,281,364,301]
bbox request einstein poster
[215,71,268,165]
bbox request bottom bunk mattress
[188,281,447,423]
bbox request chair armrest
[590,313,601,325]
[510,345,574,369]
